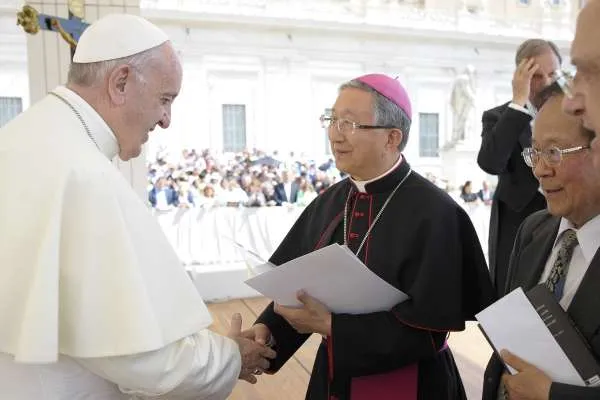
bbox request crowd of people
[147,149,496,211]
[147,148,343,210]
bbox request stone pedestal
[24,0,147,201]
[440,138,487,190]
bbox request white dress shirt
[508,101,536,119]
[538,214,600,309]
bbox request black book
[477,284,600,387]
[526,284,600,386]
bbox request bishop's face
[118,43,182,161]
[327,88,395,181]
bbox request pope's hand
[227,314,276,383]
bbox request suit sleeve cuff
[508,102,533,117]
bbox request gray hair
[67,46,162,87]
[515,38,562,66]
[339,80,412,151]
[535,81,595,143]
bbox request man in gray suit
[482,81,600,399]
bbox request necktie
[545,229,578,301]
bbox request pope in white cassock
[0,13,275,399]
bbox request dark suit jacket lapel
[567,249,600,342]
[511,217,559,291]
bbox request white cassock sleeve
[75,330,241,400]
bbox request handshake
[227,313,276,384]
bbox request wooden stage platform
[207,298,492,400]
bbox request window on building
[222,104,246,152]
[0,97,23,127]
[517,0,530,5]
[419,112,439,158]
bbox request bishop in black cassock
[247,73,496,400]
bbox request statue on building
[450,64,477,143]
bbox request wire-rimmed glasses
[521,144,590,168]
[320,114,396,134]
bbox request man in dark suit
[477,38,562,296]
[273,170,299,205]
[482,81,600,399]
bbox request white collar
[350,155,403,193]
[52,86,120,160]
[554,214,600,264]
[526,100,537,119]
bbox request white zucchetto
[73,14,169,63]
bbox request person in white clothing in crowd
[0,13,275,400]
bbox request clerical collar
[350,155,406,193]
[52,86,119,160]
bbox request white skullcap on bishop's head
[73,14,169,63]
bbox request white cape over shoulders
[0,88,213,363]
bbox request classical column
[24,0,148,202]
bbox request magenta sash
[350,363,418,400]
[349,341,449,400]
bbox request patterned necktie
[545,229,579,301]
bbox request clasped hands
[232,290,332,383]
[227,313,276,384]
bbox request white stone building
[0,0,581,189]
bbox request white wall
[0,10,29,111]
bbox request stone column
[24,0,148,202]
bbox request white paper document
[227,238,276,276]
[476,287,585,386]
[244,243,408,314]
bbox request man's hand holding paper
[501,350,552,400]
[244,244,408,314]
[274,290,332,336]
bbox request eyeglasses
[552,69,575,99]
[522,144,590,168]
[320,114,396,134]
